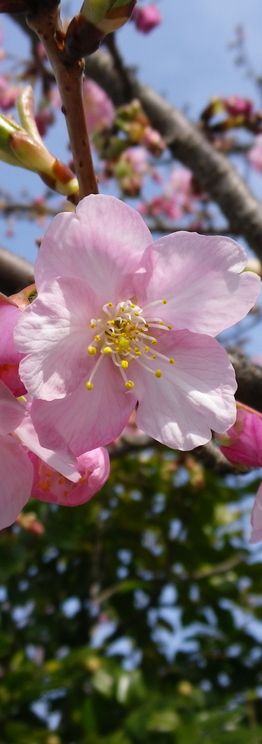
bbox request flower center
[85,299,174,391]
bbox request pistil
[85,298,175,391]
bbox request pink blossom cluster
[140,167,201,220]
[1,194,261,539]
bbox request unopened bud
[81,0,136,33]
[0,86,78,198]
[65,0,136,60]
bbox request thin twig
[27,5,98,200]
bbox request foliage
[1,447,262,742]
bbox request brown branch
[229,349,262,413]
[27,6,98,200]
[0,247,34,294]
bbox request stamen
[85,353,104,390]
[87,345,97,356]
[143,298,169,312]
[102,346,113,354]
[118,337,130,352]
[154,369,162,378]
[125,380,135,390]
[121,360,129,369]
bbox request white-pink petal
[0,380,25,434]
[31,356,136,455]
[15,278,97,400]
[35,195,152,303]
[140,232,260,336]
[134,330,237,450]
[0,435,33,529]
[15,411,81,483]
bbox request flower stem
[27,5,98,201]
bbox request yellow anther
[118,337,130,351]
[87,345,97,356]
[121,360,129,369]
[154,369,162,378]
[162,299,167,304]
[144,345,150,352]
[89,319,96,328]
[106,302,113,308]
[151,339,157,345]
[125,380,135,390]
[94,334,101,342]
[135,350,142,356]
[86,381,94,390]
[107,319,115,325]
[102,346,113,354]
[152,354,157,359]
[167,325,173,330]
[134,311,140,316]
[130,303,135,308]
[169,357,175,365]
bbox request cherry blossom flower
[141,167,201,220]
[15,195,260,456]
[132,3,162,33]
[0,381,110,529]
[30,447,110,506]
[83,79,115,136]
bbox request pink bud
[223,96,253,117]
[219,403,262,468]
[132,3,162,33]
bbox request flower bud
[217,402,262,469]
[0,87,78,197]
[81,0,136,33]
[65,0,136,60]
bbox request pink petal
[35,195,152,303]
[134,330,237,450]
[219,405,262,468]
[0,434,33,529]
[250,483,262,543]
[0,380,25,435]
[15,278,97,400]
[31,357,136,455]
[140,232,260,336]
[31,447,110,506]
[0,297,25,395]
[15,410,81,483]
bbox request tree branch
[0,246,34,294]
[87,49,262,259]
